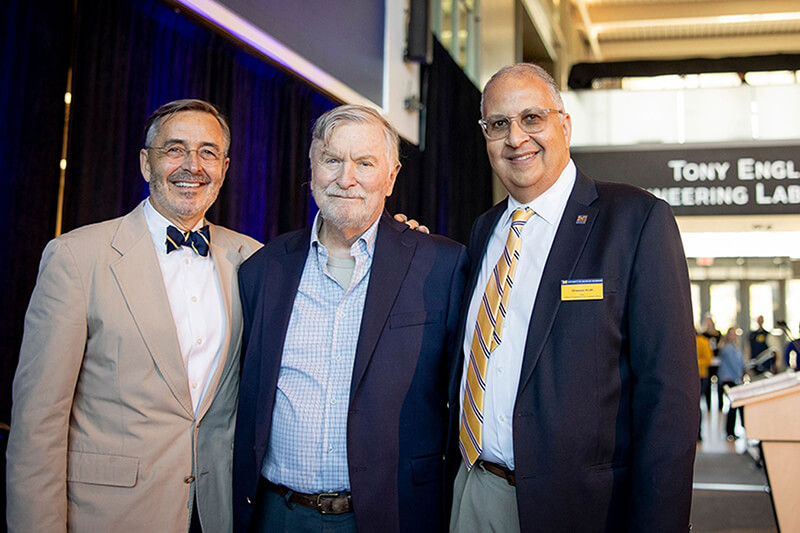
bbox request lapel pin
[576,215,587,225]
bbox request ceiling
[557,1,800,255]
[679,215,800,259]
[570,0,800,62]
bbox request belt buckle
[316,492,340,515]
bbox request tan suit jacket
[6,201,260,532]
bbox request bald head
[481,63,564,117]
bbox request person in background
[702,313,723,411]
[782,321,800,370]
[719,327,746,441]
[748,315,770,360]
[702,314,722,353]
[7,99,260,532]
[747,315,777,375]
[697,332,713,441]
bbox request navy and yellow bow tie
[166,225,211,257]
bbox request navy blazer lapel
[253,228,311,456]
[518,172,599,392]
[350,213,416,403]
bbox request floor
[691,382,778,533]
[0,384,784,533]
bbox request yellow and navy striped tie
[460,207,534,469]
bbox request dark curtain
[388,37,493,244]
[388,139,424,225]
[65,0,337,240]
[0,0,73,523]
[0,0,72,418]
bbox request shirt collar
[504,159,576,227]
[309,210,381,258]
[143,198,207,255]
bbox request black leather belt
[478,460,516,486]
[267,481,353,514]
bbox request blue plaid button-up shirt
[261,213,378,493]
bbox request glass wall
[563,84,800,147]
[692,276,799,367]
[691,283,702,330]
[709,282,740,335]
[786,280,800,339]
[432,0,480,83]
[748,282,779,332]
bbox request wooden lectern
[728,372,800,532]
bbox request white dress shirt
[143,199,225,414]
[461,160,576,469]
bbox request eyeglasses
[146,145,223,162]
[478,108,564,140]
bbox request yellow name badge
[561,279,603,301]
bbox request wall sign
[572,143,800,216]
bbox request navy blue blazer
[234,212,468,533]
[449,171,699,532]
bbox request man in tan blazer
[6,99,260,532]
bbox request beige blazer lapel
[108,203,194,416]
[195,226,244,420]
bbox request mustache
[321,184,365,199]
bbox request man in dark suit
[449,63,699,532]
[233,104,468,532]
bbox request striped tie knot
[459,206,534,469]
[511,206,534,225]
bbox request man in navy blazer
[233,105,468,532]
[449,63,699,532]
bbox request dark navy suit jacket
[448,171,699,532]
[234,212,468,533]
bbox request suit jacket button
[184,475,195,484]
[246,497,252,505]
